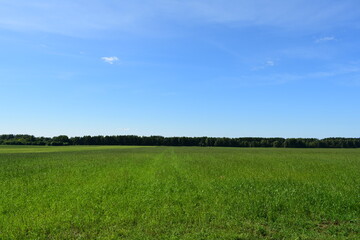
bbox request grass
[0,146,359,239]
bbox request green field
[0,146,359,239]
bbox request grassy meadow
[0,146,359,239]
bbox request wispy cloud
[219,62,360,87]
[101,56,119,64]
[266,60,275,67]
[252,60,276,71]
[315,36,336,43]
[0,1,359,37]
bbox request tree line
[0,134,359,148]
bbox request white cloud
[252,60,276,71]
[315,36,336,43]
[266,60,275,66]
[101,56,119,64]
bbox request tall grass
[0,146,359,239]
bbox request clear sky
[1,0,360,138]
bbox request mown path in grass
[0,146,359,239]
[0,145,144,154]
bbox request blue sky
[1,0,360,138]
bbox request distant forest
[1,134,360,148]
